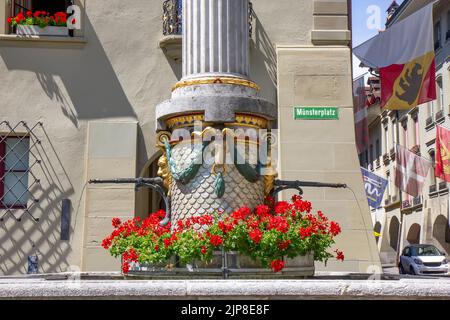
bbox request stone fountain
[155,0,277,228]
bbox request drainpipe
[395,110,403,266]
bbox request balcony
[412,196,422,207]
[384,196,392,206]
[429,184,438,194]
[435,109,445,123]
[425,115,434,131]
[160,0,183,60]
[383,153,390,165]
[389,147,396,160]
[410,145,420,156]
[160,0,254,61]
[163,0,182,36]
[402,200,411,209]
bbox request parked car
[399,244,449,275]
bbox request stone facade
[0,0,380,275]
[362,0,450,265]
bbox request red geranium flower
[274,201,290,215]
[209,235,223,247]
[26,11,32,17]
[270,259,285,273]
[329,221,341,237]
[249,229,263,244]
[7,17,12,24]
[255,205,270,217]
[218,221,234,233]
[278,240,291,250]
[112,218,122,228]
[201,246,207,255]
[231,207,251,222]
[299,227,312,239]
[163,238,172,248]
[122,262,130,274]
[335,249,345,261]
[101,237,112,249]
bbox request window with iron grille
[0,122,43,222]
[0,136,30,209]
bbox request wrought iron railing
[163,0,254,37]
[425,115,434,127]
[429,184,437,194]
[389,147,396,160]
[402,199,411,209]
[163,0,182,35]
[436,109,445,122]
[383,153,390,165]
[412,196,422,207]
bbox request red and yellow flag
[435,125,450,182]
[354,3,436,110]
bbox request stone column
[182,0,250,79]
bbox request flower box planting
[7,11,71,37]
[103,195,344,277]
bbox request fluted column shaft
[182,0,250,79]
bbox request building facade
[362,0,450,265]
[0,0,380,275]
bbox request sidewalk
[0,274,450,300]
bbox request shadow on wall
[433,215,450,256]
[0,17,138,128]
[0,13,153,274]
[377,216,401,264]
[406,223,421,245]
[389,216,400,251]
[250,11,277,106]
[0,124,75,275]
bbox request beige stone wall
[82,121,138,271]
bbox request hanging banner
[361,167,388,209]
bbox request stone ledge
[314,1,348,15]
[1,277,450,300]
[159,35,182,61]
[311,30,351,46]
[0,34,87,48]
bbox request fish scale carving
[169,143,265,230]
